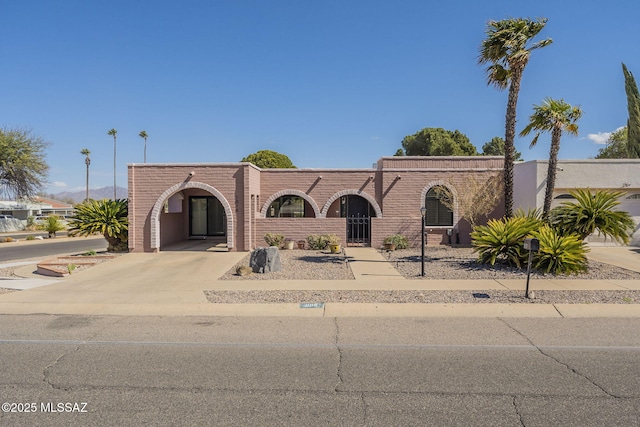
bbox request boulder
[250,247,282,273]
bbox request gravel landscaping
[387,247,640,280]
[204,289,640,304]
[207,246,640,304]
[219,250,354,281]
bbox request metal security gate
[347,213,370,246]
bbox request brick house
[127,156,504,252]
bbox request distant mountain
[51,186,128,204]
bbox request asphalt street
[1,315,639,426]
[0,236,107,262]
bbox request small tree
[595,127,628,159]
[434,172,504,228]
[482,136,522,160]
[241,150,296,168]
[0,128,49,199]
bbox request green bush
[264,233,284,247]
[471,216,541,268]
[531,225,588,275]
[26,235,35,241]
[306,234,329,250]
[383,234,409,249]
[67,199,128,252]
[549,189,635,244]
[40,215,65,237]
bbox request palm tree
[139,130,148,163]
[520,98,583,218]
[478,17,552,218]
[80,148,91,201]
[107,128,117,199]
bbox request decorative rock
[250,247,282,273]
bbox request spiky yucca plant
[530,225,588,274]
[549,189,635,244]
[471,216,541,268]
[68,199,128,252]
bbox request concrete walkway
[0,246,639,318]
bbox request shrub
[264,233,284,247]
[531,225,588,275]
[26,235,35,241]
[384,234,409,249]
[40,215,65,237]
[549,189,635,244]
[0,237,6,243]
[26,215,36,229]
[4,237,14,243]
[306,234,329,250]
[67,199,128,252]
[471,216,541,268]
[80,250,97,256]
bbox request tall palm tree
[478,17,552,218]
[139,130,148,163]
[107,128,117,199]
[520,98,583,218]
[80,148,91,201]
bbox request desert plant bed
[36,254,117,277]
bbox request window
[554,194,575,199]
[626,193,640,200]
[425,187,453,226]
[267,196,309,218]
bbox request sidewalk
[0,246,639,318]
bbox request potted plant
[284,238,295,250]
[297,240,306,249]
[383,234,409,251]
[326,234,341,253]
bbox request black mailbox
[524,238,540,252]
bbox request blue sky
[1,0,639,195]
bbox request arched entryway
[323,190,382,247]
[150,181,234,251]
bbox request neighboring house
[513,159,640,246]
[128,157,504,252]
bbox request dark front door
[189,196,226,237]
[342,195,372,246]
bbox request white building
[514,159,640,246]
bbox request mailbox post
[523,238,540,299]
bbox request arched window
[425,187,453,226]
[266,196,313,218]
[554,194,575,199]
[626,193,640,200]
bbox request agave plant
[530,225,588,275]
[471,216,541,268]
[68,199,128,252]
[549,189,635,244]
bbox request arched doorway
[323,191,382,247]
[150,182,234,251]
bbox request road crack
[512,396,525,426]
[333,317,344,392]
[499,318,621,399]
